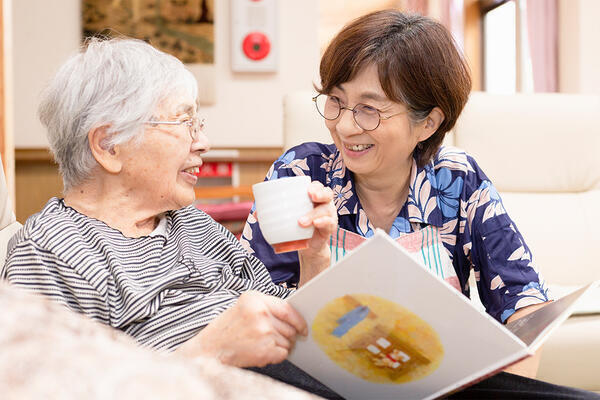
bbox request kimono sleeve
[459,157,550,323]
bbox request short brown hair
[319,10,471,167]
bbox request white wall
[11,0,81,149]
[558,0,600,94]
[11,0,320,148]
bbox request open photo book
[286,229,598,400]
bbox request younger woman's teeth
[184,166,200,174]
[346,144,373,151]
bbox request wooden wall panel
[15,150,63,223]
[464,0,483,91]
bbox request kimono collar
[327,149,444,228]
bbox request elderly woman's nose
[192,131,210,153]
[336,109,363,136]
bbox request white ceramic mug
[252,176,315,253]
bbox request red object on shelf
[242,32,271,60]
[196,162,233,178]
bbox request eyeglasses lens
[188,117,206,140]
[315,95,340,120]
[315,95,380,131]
[353,104,380,131]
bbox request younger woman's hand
[297,181,337,286]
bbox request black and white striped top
[2,198,290,351]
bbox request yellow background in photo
[312,294,444,384]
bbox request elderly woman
[243,10,599,399]
[1,38,340,396]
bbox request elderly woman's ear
[88,126,123,174]
[417,106,445,142]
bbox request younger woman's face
[325,64,430,183]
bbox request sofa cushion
[536,315,600,391]
[499,191,600,286]
[0,282,318,399]
[454,92,600,193]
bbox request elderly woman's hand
[297,181,337,286]
[180,291,307,368]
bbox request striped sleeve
[211,215,291,299]
[2,237,109,324]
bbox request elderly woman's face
[118,91,209,210]
[325,64,429,182]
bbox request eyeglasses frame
[312,94,406,131]
[144,116,205,141]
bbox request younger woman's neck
[354,158,413,206]
[353,158,413,232]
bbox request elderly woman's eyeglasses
[312,94,406,131]
[144,116,205,141]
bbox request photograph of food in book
[287,230,597,400]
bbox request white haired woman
[2,38,340,398]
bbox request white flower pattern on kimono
[275,150,310,176]
[501,282,549,321]
[239,211,257,254]
[265,164,277,181]
[490,274,506,290]
[282,159,309,176]
[321,151,346,184]
[507,245,532,265]
[479,181,506,223]
[332,180,353,213]
[434,146,476,174]
[439,218,458,248]
[408,168,437,223]
[357,209,373,237]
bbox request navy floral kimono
[241,142,549,323]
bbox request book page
[286,230,527,400]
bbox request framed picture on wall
[82,0,216,104]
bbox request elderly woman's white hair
[38,37,199,192]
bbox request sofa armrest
[0,221,22,265]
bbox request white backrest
[454,92,600,193]
[454,92,600,286]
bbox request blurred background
[0,0,597,223]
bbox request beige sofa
[284,91,600,391]
[0,281,318,400]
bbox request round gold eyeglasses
[313,94,406,131]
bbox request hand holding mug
[297,180,337,256]
[252,176,337,285]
